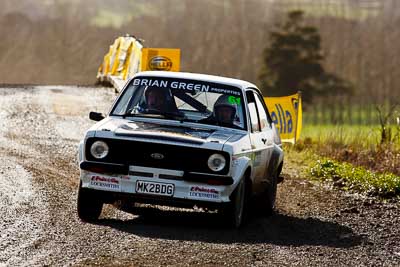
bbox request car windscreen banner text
[132,78,241,96]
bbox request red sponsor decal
[190,186,218,194]
[91,175,119,184]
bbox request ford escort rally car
[77,71,284,228]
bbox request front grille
[85,137,230,175]
[129,171,154,177]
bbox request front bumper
[79,163,235,204]
[80,161,234,185]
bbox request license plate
[135,180,174,196]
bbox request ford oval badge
[150,153,164,160]
[149,56,172,71]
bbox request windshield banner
[264,92,302,144]
[132,78,242,96]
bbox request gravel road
[0,86,399,267]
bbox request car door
[245,90,273,194]
[253,91,275,189]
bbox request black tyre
[262,170,278,216]
[223,178,247,228]
[77,182,103,222]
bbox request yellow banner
[140,48,180,72]
[264,92,302,143]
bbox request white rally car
[77,71,284,227]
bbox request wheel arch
[244,167,252,186]
[276,161,283,176]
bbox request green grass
[303,102,400,125]
[283,145,400,198]
[309,159,400,197]
[301,124,381,147]
[300,124,400,150]
[285,123,400,198]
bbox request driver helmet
[143,86,177,112]
[213,95,237,125]
[144,86,167,110]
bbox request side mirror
[89,111,105,121]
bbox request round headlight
[90,141,109,159]
[207,154,226,172]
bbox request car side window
[246,91,260,132]
[254,92,271,131]
[112,86,135,115]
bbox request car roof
[134,71,260,92]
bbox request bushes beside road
[310,159,400,198]
[286,124,400,198]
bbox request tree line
[0,0,399,110]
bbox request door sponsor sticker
[189,186,220,200]
[90,175,120,191]
[135,180,174,196]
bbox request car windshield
[111,76,247,130]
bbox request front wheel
[261,171,278,216]
[77,182,103,222]
[222,178,247,228]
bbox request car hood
[93,118,238,146]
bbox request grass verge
[296,124,400,176]
[309,159,400,198]
[283,145,400,198]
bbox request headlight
[207,154,226,172]
[90,141,109,159]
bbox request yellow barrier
[97,36,180,83]
[265,92,302,143]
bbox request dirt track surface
[0,86,399,267]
